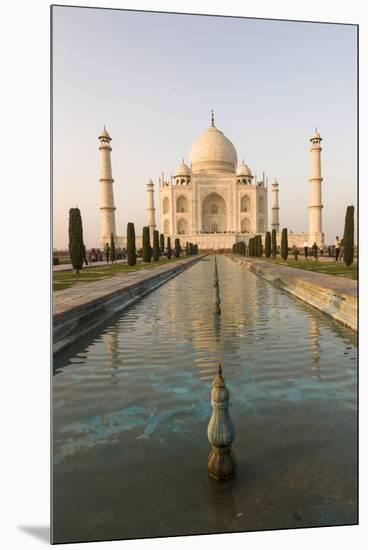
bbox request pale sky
[52,6,357,249]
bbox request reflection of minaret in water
[309,317,320,378]
[105,330,119,382]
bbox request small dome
[310,128,322,140]
[99,126,111,140]
[189,124,237,173]
[237,162,252,177]
[175,161,190,177]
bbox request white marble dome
[237,162,252,177]
[189,125,237,173]
[175,161,190,177]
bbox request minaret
[271,179,280,233]
[99,126,116,247]
[308,129,323,243]
[146,178,156,239]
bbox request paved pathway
[234,257,356,297]
[53,256,203,317]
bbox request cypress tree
[174,238,181,258]
[153,230,160,262]
[265,231,271,258]
[68,207,84,275]
[343,205,354,266]
[194,244,198,255]
[142,226,151,262]
[110,232,116,263]
[249,238,253,257]
[254,236,259,257]
[281,228,288,260]
[185,241,189,256]
[127,222,136,266]
[258,235,263,257]
[271,229,277,258]
[241,241,246,255]
[167,237,172,259]
[159,233,165,256]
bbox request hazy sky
[52,6,357,248]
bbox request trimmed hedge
[174,238,181,258]
[127,222,136,266]
[271,229,277,258]
[167,237,172,259]
[68,207,84,275]
[265,231,271,258]
[281,228,288,260]
[343,205,354,266]
[153,230,160,262]
[142,226,151,262]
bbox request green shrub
[142,226,151,262]
[174,238,181,258]
[127,222,136,266]
[281,228,288,260]
[343,205,354,266]
[153,230,160,262]
[159,233,165,256]
[271,229,277,258]
[110,232,116,263]
[68,207,84,275]
[265,231,271,258]
[167,237,172,259]
[53,257,60,266]
[258,235,263,257]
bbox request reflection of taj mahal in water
[99,112,324,250]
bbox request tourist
[312,242,318,260]
[104,242,111,263]
[303,239,308,259]
[83,244,88,266]
[339,238,344,262]
[335,236,341,261]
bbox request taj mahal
[98,112,324,250]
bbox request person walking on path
[335,236,341,261]
[303,240,308,259]
[312,242,319,261]
[104,242,111,263]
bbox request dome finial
[211,109,215,127]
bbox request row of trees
[232,229,282,259]
[128,225,198,266]
[231,205,355,267]
[67,205,354,274]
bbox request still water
[53,255,357,543]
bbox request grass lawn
[53,257,182,291]
[261,257,357,280]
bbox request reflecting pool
[53,255,357,543]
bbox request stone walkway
[231,256,357,330]
[235,257,357,297]
[53,256,202,317]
